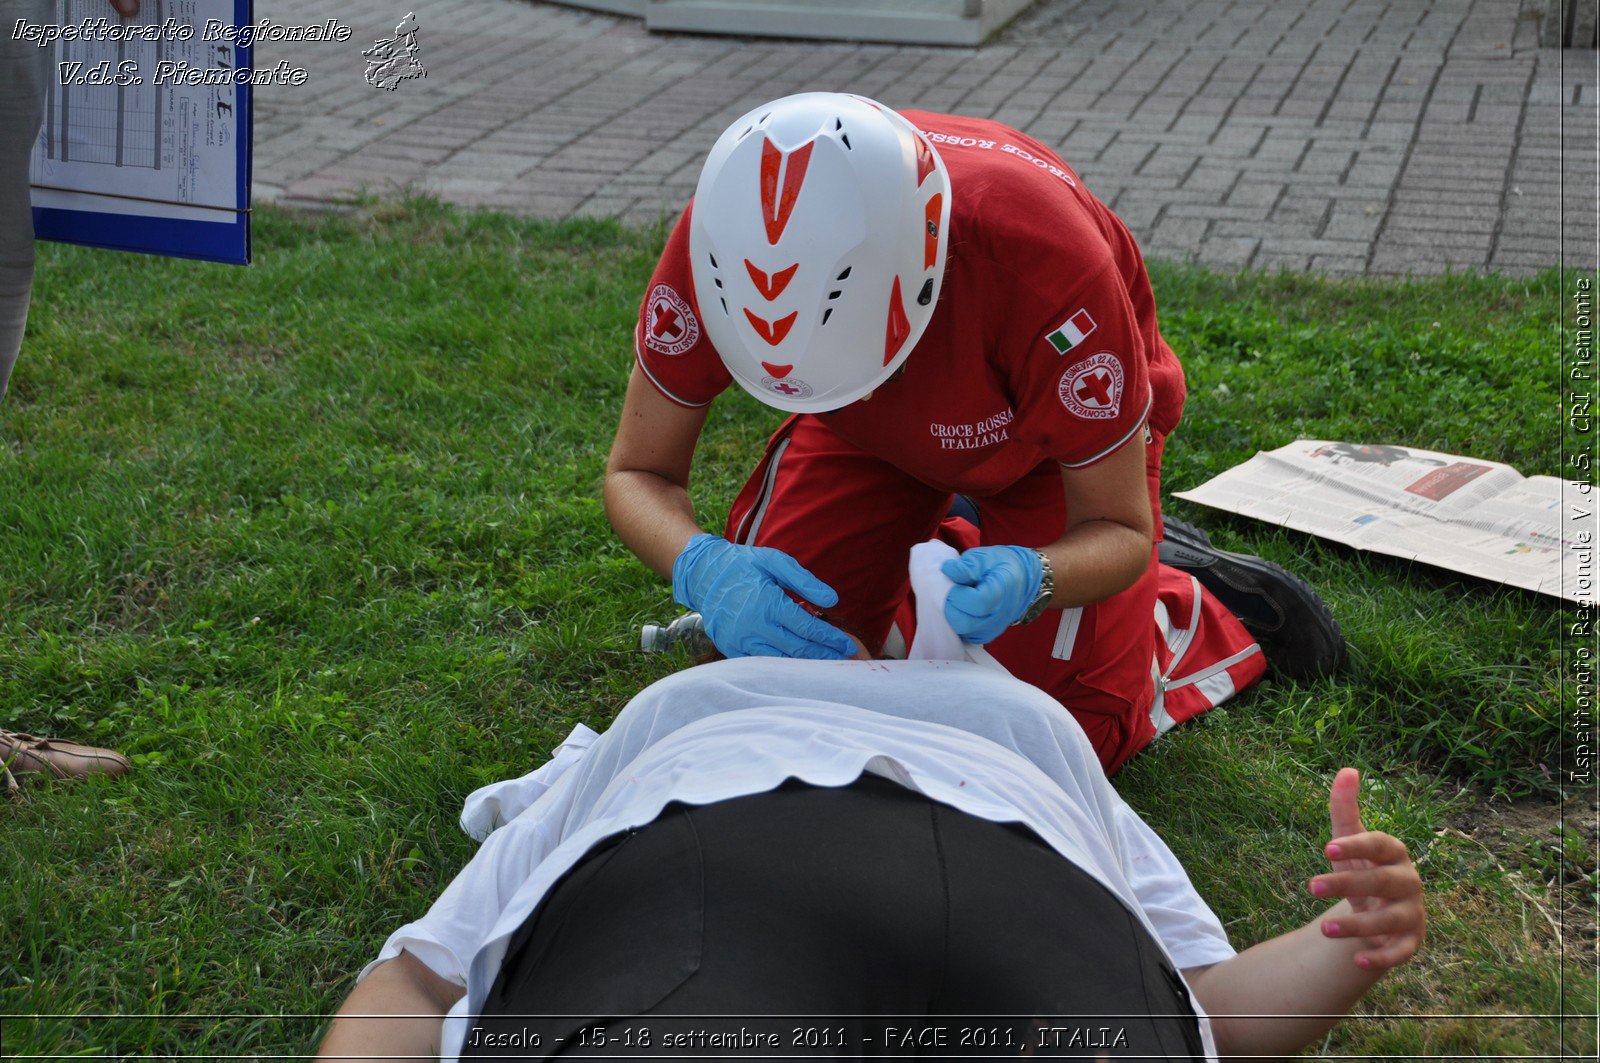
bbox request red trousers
[724,415,1265,774]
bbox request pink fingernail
[1326,843,1343,859]
[1356,955,1372,970]
[1311,880,1329,896]
[1323,921,1341,937]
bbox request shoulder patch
[1058,352,1124,420]
[644,284,699,357]
[1046,308,1097,354]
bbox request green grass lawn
[1,198,1592,1058]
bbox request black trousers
[462,775,1204,1059]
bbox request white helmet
[688,92,952,414]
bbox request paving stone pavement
[253,0,1597,276]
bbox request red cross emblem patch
[644,284,699,357]
[760,373,814,401]
[1058,351,1124,421]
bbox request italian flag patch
[1046,309,1096,354]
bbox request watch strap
[1014,549,1054,626]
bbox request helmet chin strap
[840,359,911,409]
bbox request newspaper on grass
[1173,440,1592,604]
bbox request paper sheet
[29,0,241,219]
[27,0,252,262]
[1175,440,1595,603]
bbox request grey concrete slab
[251,0,1597,276]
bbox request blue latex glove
[941,545,1045,645]
[672,534,855,660]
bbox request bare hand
[1308,767,1425,973]
[110,0,141,18]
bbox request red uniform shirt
[635,110,1186,498]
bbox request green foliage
[0,200,1588,1057]
[1521,824,1600,893]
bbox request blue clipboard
[30,0,253,266]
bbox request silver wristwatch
[1014,549,1054,626]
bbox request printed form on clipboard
[27,0,253,264]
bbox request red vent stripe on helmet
[924,193,942,270]
[884,276,910,365]
[744,260,799,301]
[759,138,815,246]
[744,308,798,346]
[761,361,793,378]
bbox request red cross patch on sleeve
[644,284,700,357]
[1058,351,1124,420]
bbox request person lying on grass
[315,653,1424,1062]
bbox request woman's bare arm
[604,364,713,579]
[315,950,465,1062]
[1181,769,1426,1062]
[1044,434,1154,608]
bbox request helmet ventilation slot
[819,265,853,328]
[707,253,729,315]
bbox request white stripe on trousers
[1148,576,1261,736]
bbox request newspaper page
[1174,440,1590,603]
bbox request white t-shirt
[361,657,1236,1061]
